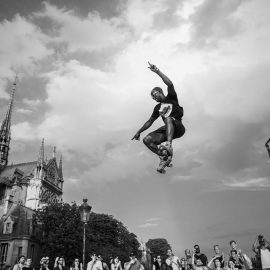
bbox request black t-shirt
[194,254,208,266]
[151,84,183,121]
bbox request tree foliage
[146,238,171,259]
[34,202,140,267]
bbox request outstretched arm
[132,117,156,140]
[148,62,173,86]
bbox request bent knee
[143,135,152,145]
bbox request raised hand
[148,61,159,73]
[132,132,140,141]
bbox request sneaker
[157,156,172,173]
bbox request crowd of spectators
[7,235,270,270]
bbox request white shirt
[87,260,103,270]
[166,256,180,270]
[261,248,270,269]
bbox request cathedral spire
[58,155,63,179]
[37,138,45,166]
[0,77,17,170]
[52,146,56,158]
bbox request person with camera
[40,257,50,270]
[252,235,270,270]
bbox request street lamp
[79,199,92,270]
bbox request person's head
[230,250,237,259]
[40,256,50,265]
[194,245,200,254]
[18,256,26,264]
[3,265,11,270]
[167,249,173,257]
[228,260,235,268]
[258,235,266,247]
[180,258,186,267]
[195,259,203,267]
[91,254,97,260]
[151,87,164,102]
[185,249,191,257]
[213,245,220,254]
[214,259,221,268]
[25,258,32,267]
[114,257,119,264]
[229,240,237,250]
[156,256,162,263]
[57,257,64,266]
[129,253,136,260]
[97,255,102,261]
[73,258,80,266]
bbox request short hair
[229,240,236,246]
[18,256,26,261]
[213,244,219,249]
[151,87,163,95]
[230,250,237,255]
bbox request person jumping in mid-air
[132,62,185,173]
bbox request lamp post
[79,199,92,270]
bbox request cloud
[34,3,129,53]
[138,222,159,229]
[0,14,53,94]
[222,177,270,191]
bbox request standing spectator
[252,235,270,270]
[229,251,244,270]
[13,256,26,270]
[98,255,110,270]
[191,250,208,270]
[40,257,50,270]
[22,258,34,270]
[211,246,225,268]
[165,249,181,270]
[111,257,123,270]
[54,257,66,270]
[87,254,103,270]
[229,240,252,269]
[70,259,83,270]
[124,253,142,270]
[153,256,166,270]
[185,250,192,269]
[193,245,208,267]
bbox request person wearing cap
[132,62,185,172]
[125,253,142,270]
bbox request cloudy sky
[1,0,270,258]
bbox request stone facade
[0,80,64,268]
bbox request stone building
[0,79,64,268]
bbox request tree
[34,202,139,267]
[146,238,172,259]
